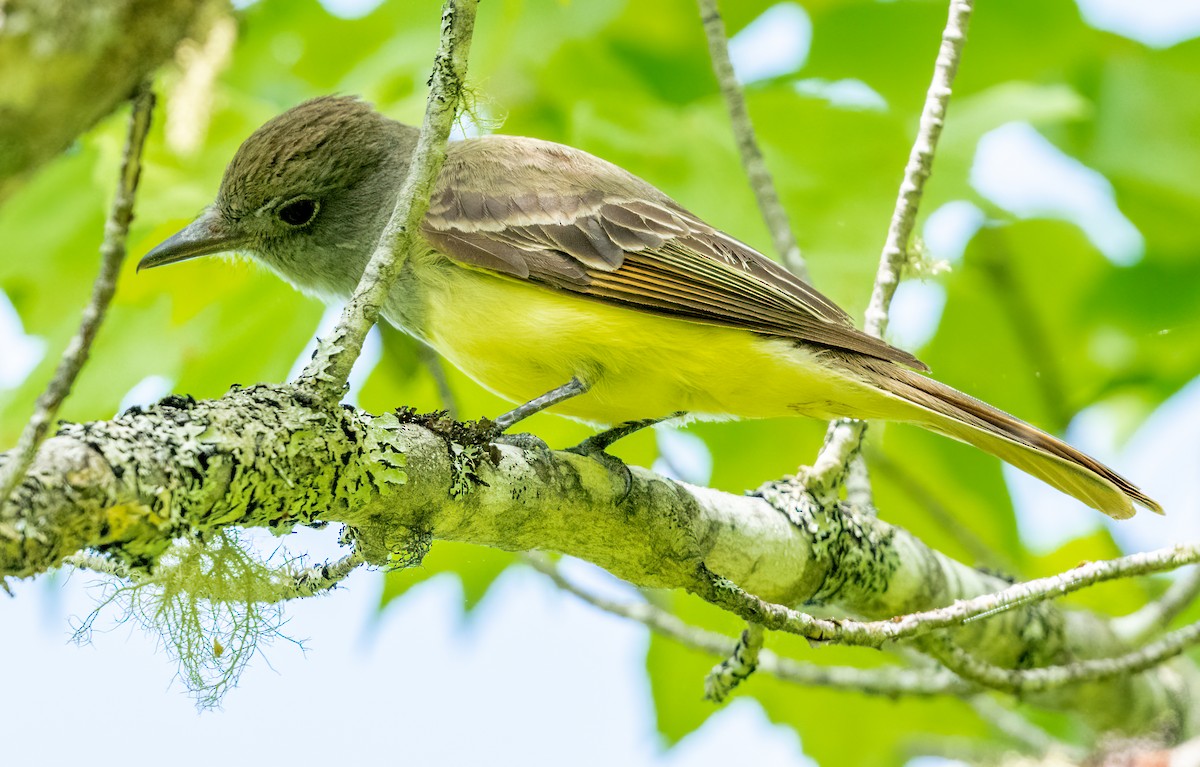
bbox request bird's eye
[277,198,319,227]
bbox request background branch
[696,0,807,281]
[1115,566,1200,645]
[925,622,1200,694]
[0,0,216,203]
[0,83,155,508]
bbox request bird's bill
[138,212,246,271]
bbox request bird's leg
[568,412,687,455]
[564,413,684,504]
[492,376,591,432]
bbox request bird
[139,95,1160,520]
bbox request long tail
[853,359,1162,520]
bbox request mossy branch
[0,384,1194,733]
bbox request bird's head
[139,96,416,299]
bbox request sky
[2,2,1200,766]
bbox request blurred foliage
[2,0,1198,763]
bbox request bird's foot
[565,440,634,501]
[492,430,552,455]
[570,413,685,455]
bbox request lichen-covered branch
[704,622,765,702]
[808,0,975,493]
[0,385,1191,733]
[0,83,155,508]
[696,0,807,281]
[863,0,972,339]
[297,0,479,397]
[924,622,1200,694]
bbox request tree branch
[807,0,975,493]
[0,386,1190,732]
[846,543,1200,643]
[683,532,1200,647]
[1115,566,1200,645]
[924,621,1200,694]
[696,0,807,281]
[0,83,155,508]
[704,621,765,702]
[863,0,972,340]
[296,0,479,398]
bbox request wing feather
[421,135,928,371]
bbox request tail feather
[855,360,1162,520]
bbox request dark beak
[138,211,247,271]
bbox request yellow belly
[417,266,899,426]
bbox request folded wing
[421,135,927,371]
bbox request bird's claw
[566,441,634,501]
[492,431,552,454]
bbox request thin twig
[693,542,1200,647]
[0,83,155,508]
[696,0,808,281]
[289,549,365,598]
[864,0,973,339]
[524,554,973,696]
[64,553,133,579]
[1114,566,1200,645]
[806,0,974,493]
[704,621,765,702]
[924,619,1200,693]
[296,0,479,398]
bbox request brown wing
[421,135,928,371]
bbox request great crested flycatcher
[139,96,1160,520]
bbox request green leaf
[928,221,1113,432]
